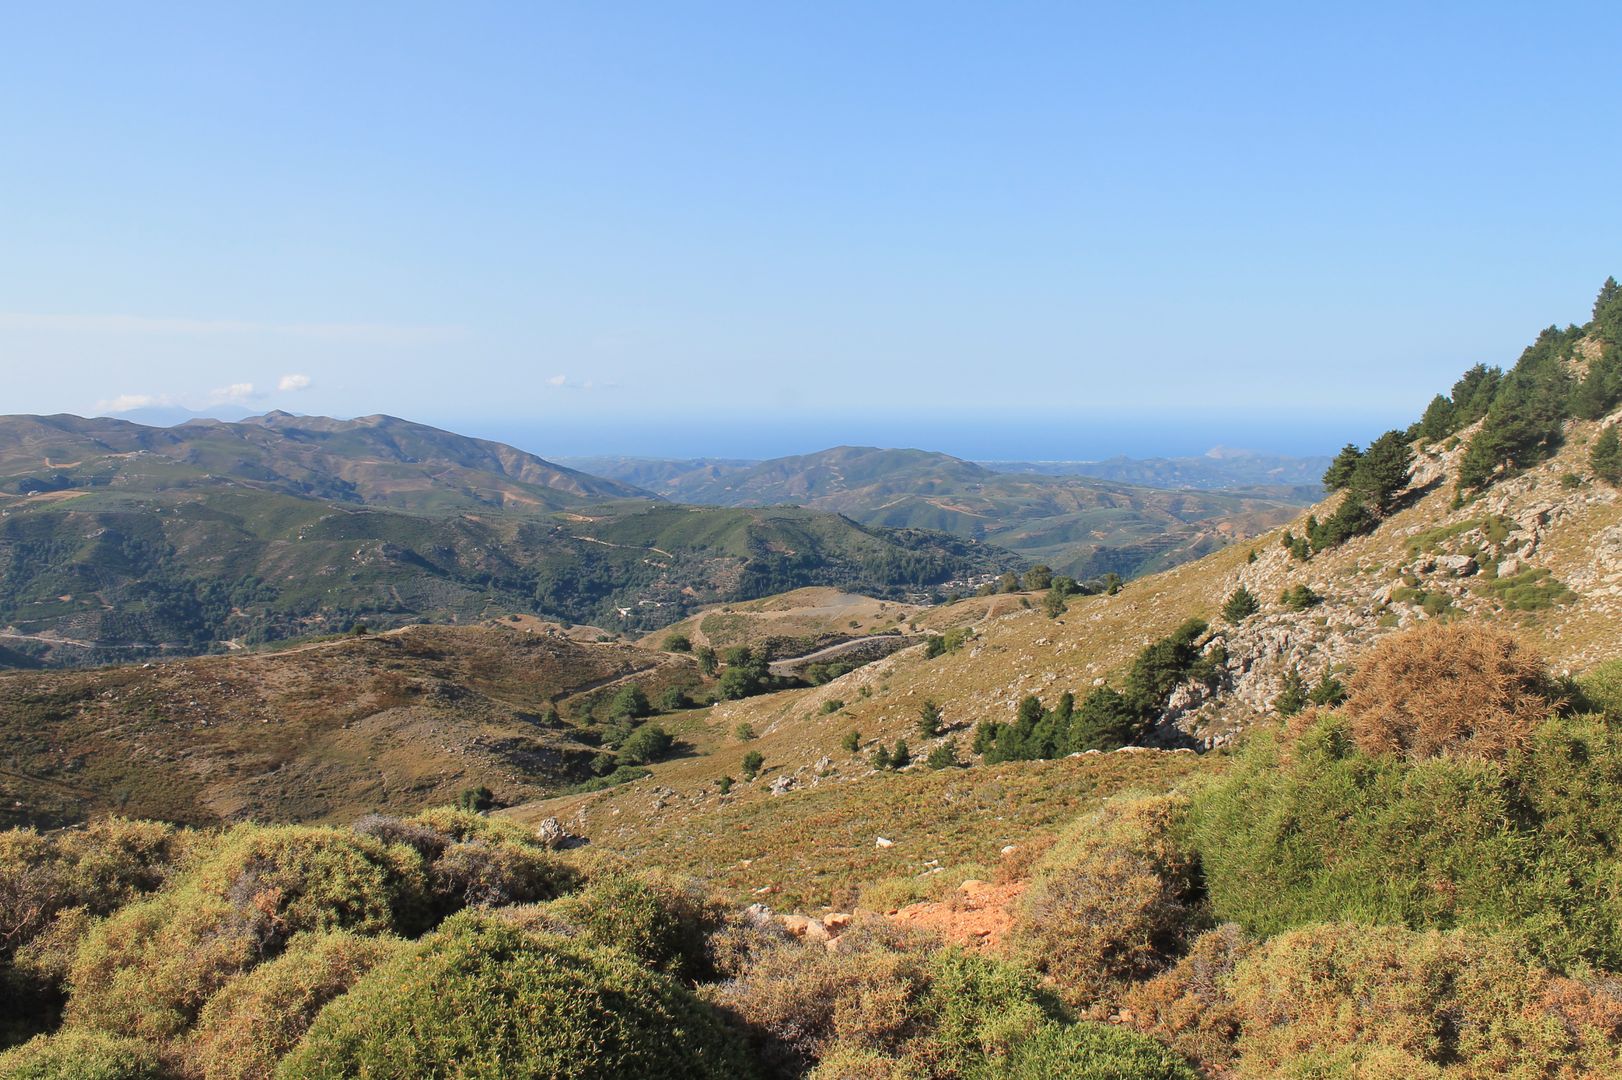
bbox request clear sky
[3,3,1619,459]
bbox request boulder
[534,817,584,851]
[779,914,830,943]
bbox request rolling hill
[0,623,710,829]
[564,445,1311,580]
[0,416,1017,664]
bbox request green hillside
[0,485,1011,666]
[566,445,1308,578]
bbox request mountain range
[563,445,1314,578]
[0,415,1009,665]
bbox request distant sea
[453,409,1412,464]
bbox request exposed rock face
[1146,428,1622,746]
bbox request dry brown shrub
[1343,623,1561,761]
[1006,794,1202,1009]
[700,921,932,1075]
[1225,923,1622,1078]
[1120,923,1254,1071]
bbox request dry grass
[520,751,1208,911]
[1342,623,1561,760]
[0,624,698,827]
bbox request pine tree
[1275,668,1308,717]
[917,700,943,738]
[1348,430,1414,514]
[1416,395,1457,441]
[1593,427,1622,486]
[1042,587,1068,619]
[926,739,961,769]
[891,740,911,768]
[1221,586,1260,624]
[1322,444,1363,490]
[1308,670,1347,708]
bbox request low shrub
[277,913,757,1079]
[187,930,403,1080]
[1121,923,1254,1071]
[1190,712,1622,971]
[1342,623,1561,760]
[401,808,580,915]
[1577,658,1622,718]
[1226,924,1622,1078]
[1,820,188,963]
[66,825,424,1040]
[514,869,728,981]
[704,925,1060,1078]
[1006,794,1203,1008]
[1002,1022,1199,1080]
[0,1028,167,1080]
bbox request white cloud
[208,382,258,406]
[0,312,462,345]
[93,393,165,413]
[278,373,312,391]
[546,374,568,387]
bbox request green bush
[1279,584,1322,611]
[1189,713,1622,971]
[0,820,192,1043]
[1003,1022,1199,1080]
[0,820,188,962]
[66,825,425,1039]
[276,914,757,1079]
[187,930,403,1080]
[0,1029,168,1080]
[1220,586,1259,624]
[517,869,727,981]
[1578,659,1622,718]
[618,723,674,765]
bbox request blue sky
[2,3,1619,459]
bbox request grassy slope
[0,624,701,829]
[634,587,927,654]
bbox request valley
[565,445,1315,579]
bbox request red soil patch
[887,878,1026,952]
